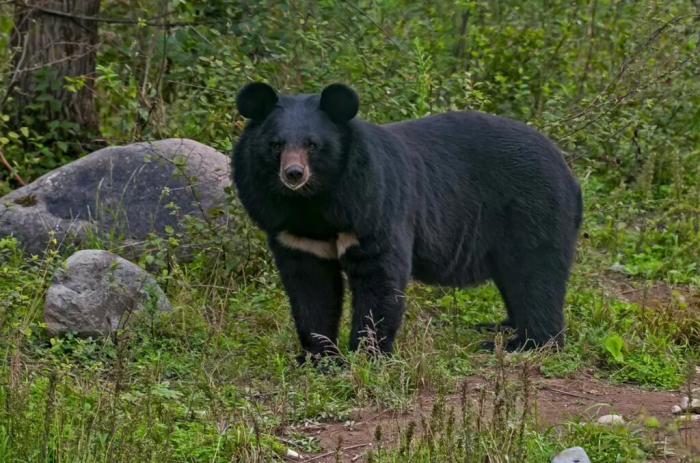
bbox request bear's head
[235,82,359,196]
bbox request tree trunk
[10,0,101,133]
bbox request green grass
[1,176,699,461]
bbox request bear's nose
[283,165,305,185]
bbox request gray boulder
[0,139,231,256]
[44,250,172,337]
[552,447,591,463]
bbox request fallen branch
[304,443,373,462]
[0,149,26,186]
[544,386,588,400]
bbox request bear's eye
[306,140,317,151]
[271,142,283,152]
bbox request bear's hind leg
[472,279,515,333]
[485,247,571,352]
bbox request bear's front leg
[268,238,344,365]
[343,245,411,355]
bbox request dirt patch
[290,274,700,462]
[292,371,700,462]
[602,271,699,311]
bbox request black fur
[236,82,278,120]
[320,84,359,123]
[232,82,583,362]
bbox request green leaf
[604,335,626,363]
[644,417,660,427]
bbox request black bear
[232,82,582,364]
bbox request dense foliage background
[2,0,699,280]
[1,0,699,461]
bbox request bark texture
[10,0,101,132]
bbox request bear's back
[378,111,581,286]
[381,110,576,207]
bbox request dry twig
[0,149,26,186]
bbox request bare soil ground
[293,275,700,462]
[602,271,699,312]
[293,372,700,462]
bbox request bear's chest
[280,204,337,240]
[274,201,360,260]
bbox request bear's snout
[283,165,305,184]
[280,149,310,190]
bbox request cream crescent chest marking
[277,232,337,260]
[337,232,360,257]
[277,231,360,260]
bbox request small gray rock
[0,139,231,256]
[680,397,700,413]
[672,405,683,415]
[596,414,625,425]
[552,446,591,463]
[44,250,172,337]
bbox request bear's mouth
[279,170,310,190]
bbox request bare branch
[338,0,404,56]
[14,43,102,74]
[0,30,28,112]
[547,13,699,133]
[10,0,205,27]
[0,149,26,186]
[556,54,695,142]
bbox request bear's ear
[236,82,278,120]
[320,83,359,123]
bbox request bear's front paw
[472,318,515,333]
[295,351,345,373]
[295,351,321,366]
[480,340,523,353]
[481,337,561,353]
